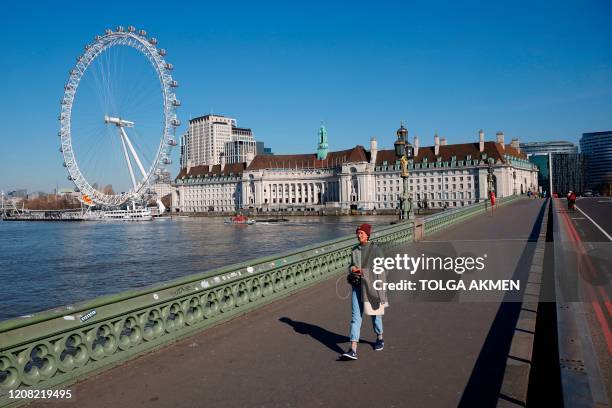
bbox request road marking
[576,206,612,242]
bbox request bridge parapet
[424,195,521,235]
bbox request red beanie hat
[356,223,372,237]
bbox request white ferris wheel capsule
[58,26,180,207]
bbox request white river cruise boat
[103,206,152,221]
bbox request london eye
[58,25,180,207]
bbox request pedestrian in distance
[568,191,577,212]
[342,223,388,360]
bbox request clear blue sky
[1,0,611,193]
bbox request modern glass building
[520,141,578,155]
[528,155,551,196]
[551,153,587,196]
[580,131,612,194]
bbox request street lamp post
[394,122,413,220]
[487,158,495,208]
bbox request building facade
[224,133,256,164]
[151,171,174,199]
[172,127,538,213]
[580,131,612,193]
[551,153,587,196]
[256,141,273,156]
[180,114,257,167]
[520,141,578,155]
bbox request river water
[0,216,395,321]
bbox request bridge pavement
[30,199,548,408]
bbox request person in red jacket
[568,191,577,211]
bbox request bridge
[1,196,610,407]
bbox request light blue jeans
[349,285,383,342]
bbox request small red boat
[225,214,256,225]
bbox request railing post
[413,218,425,241]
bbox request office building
[180,114,256,167]
[520,141,578,155]
[580,131,612,193]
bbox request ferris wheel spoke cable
[106,49,120,116]
[87,59,109,117]
[73,126,105,168]
[78,129,110,188]
[121,61,160,110]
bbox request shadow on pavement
[279,317,374,356]
[458,199,547,407]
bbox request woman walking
[342,223,388,360]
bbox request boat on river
[83,202,153,221]
[224,214,255,225]
[102,207,152,221]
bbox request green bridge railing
[0,195,522,406]
[424,195,522,236]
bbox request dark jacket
[349,242,388,307]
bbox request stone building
[172,126,538,213]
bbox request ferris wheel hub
[104,115,134,128]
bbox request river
[0,216,396,321]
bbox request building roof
[189,114,228,123]
[245,145,369,170]
[520,141,576,147]
[375,141,526,166]
[176,141,527,180]
[176,162,246,179]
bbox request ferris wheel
[58,25,180,207]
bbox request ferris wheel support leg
[119,130,138,190]
[120,127,148,180]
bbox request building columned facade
[172,128,538,213]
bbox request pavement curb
[497,200,549,407]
